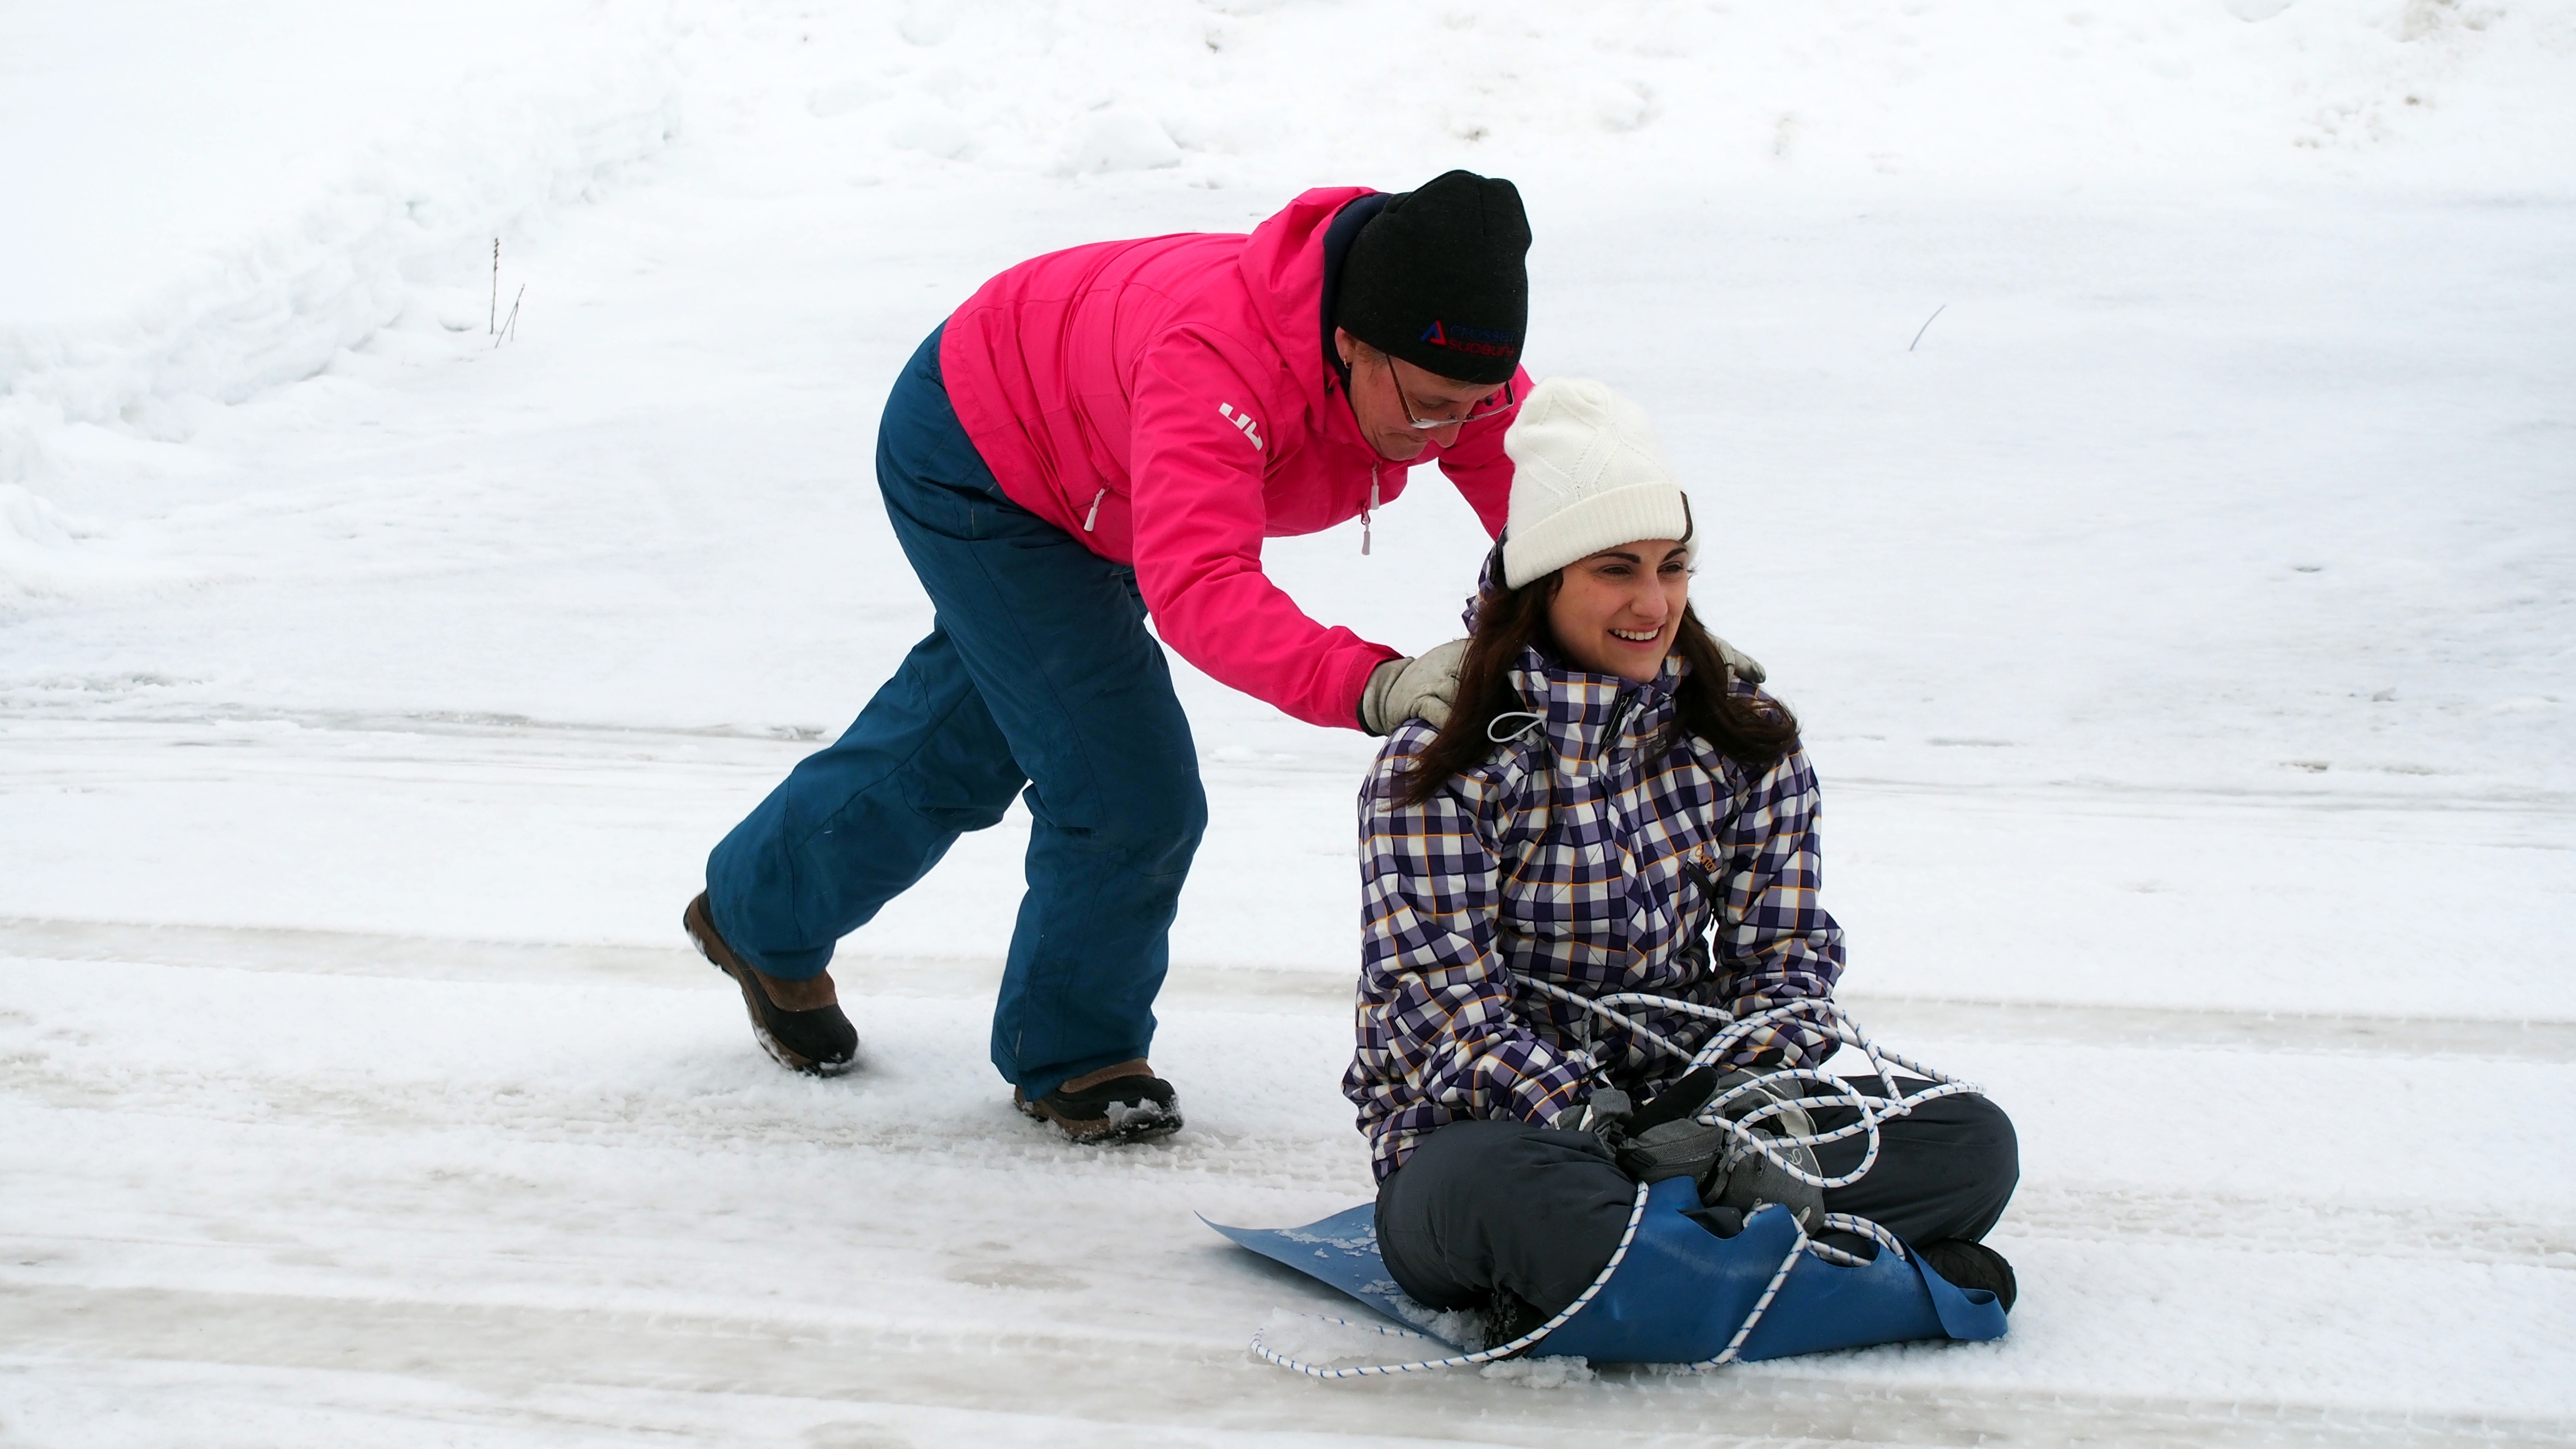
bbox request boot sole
[1014,1090,1183,1144]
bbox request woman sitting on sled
[1343,377,2021,1346]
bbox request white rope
[1807,1213,1911,1268]
[1249,993,1964,1377]
[1519,986,1983,1191]
[1708,1232,1810,1365]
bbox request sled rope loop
[1528,987,1986,1195]
[1249,1175,1654,1380]
[1250,996,1972,1379]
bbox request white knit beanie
[1499,377,1693,589]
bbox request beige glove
[1711,634,1766,685]
[1358,638,1470,736]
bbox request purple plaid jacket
[1343,647,1845,1181]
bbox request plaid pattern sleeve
[1343,723,1593,1179]
[1701,741,1845,1069]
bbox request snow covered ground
[3,2,2572,1443]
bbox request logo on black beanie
[1419,320,1522,359]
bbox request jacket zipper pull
[1083,487,1106,533]
[1362,466,1379,556]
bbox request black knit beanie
[1335,170,1530,386]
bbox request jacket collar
[1238,187,1375,462]
[1500,646,1687,771]
[1317,191,1392,386]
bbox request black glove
[1595,1069,1730,1186]
[1624,1068,1721,1138]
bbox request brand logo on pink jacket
[1218,402,1264,451]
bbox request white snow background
[3,1,2572,1443]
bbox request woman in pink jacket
[682,172,1537,1140]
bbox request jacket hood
[1238,187,1375,444]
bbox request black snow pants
[1373,1077,2018,1323]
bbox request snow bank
[3,0,2568,598]
[0,1,682,592]
[770,0,2575,198]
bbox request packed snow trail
[4,723,2571,1443]
[4,2,2574,1444]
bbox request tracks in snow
[6,1281,2572,1448]
[7,913,2571,1062]
[6,740,2575,1442]
[6,915,2574,1278]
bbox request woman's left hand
[1359,637,1470,734]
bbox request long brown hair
[1393,571,1801,807]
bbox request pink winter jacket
[938,187,1527,730]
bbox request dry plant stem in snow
[496,284,524,348]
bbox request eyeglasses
[1384,354,1519,431]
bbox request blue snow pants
[704,325,1208,1101]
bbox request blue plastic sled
[1205,1176,2006,1364]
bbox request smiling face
[1544,538,1693,683]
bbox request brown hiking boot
[1014,1058,1182,1143]
[683,892,859,1076]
